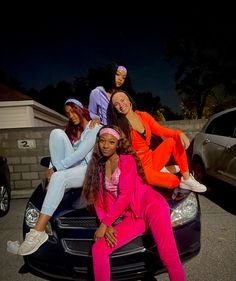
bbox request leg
[18,165,88,256]
[41,165,87,216]
[49,128,75,166]
[141,190,186,281]
[152,138,176,171]
[170,137,189,175]
[140,146,180,188]
[34,213,51,232]
[92,217,146,281]
[170,137,207,192]
[144,166,180,188]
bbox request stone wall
[0,127,58,198]
[159,119,207,140]
[0,119,207,199]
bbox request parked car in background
[0,156,11,217]
[20,157,201,281]
[191,107,236,186]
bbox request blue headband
[64,98,84,108]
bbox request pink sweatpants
[92,190,186,281]
[141,137,189,188]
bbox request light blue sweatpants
[41,129,87,216]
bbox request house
[0,84,68,198]
[0,84,67,128]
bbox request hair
[107,90,137,143]
[64,98,91,143]
[98,61,132,94]
[82,125,146,207]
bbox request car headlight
[171,192,199,227]
[24,202,52,235]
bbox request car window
[205,110,236,138]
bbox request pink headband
[99,128,120,140]
[117,65,127,73]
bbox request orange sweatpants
[138,137,189,188]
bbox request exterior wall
[0,100,67,128]
[0,119,208,199]
[0,105,34,128]
[0,127,58,198]
[159,119,208,140]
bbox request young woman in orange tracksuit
[107,90,206,192]
[82,125,186,281]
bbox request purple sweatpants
[92,190,186,281]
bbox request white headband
[117,66,127,73]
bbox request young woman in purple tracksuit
[88,62,129,125]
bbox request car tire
[192,157,206,184]
[0,180,11,217]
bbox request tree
[166,24,236,119]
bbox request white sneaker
[17,229,48,256]
[161,165,180,174]
[180,174,207,193]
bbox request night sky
[0,6,226,114]
[0,3,230,112]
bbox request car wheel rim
[0,185,9,212]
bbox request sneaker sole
[18,234,49,256]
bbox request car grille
[57,216,97,228]
[62,235,145,257]
[57,216,154,258]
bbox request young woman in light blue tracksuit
[18,98,102,256]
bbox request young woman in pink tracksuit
[82,125,186,281]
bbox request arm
[102,155,137,227]
[144,112,190,149]
[143,112,183,139]
[55,124,101,170]
[88,90,100,120]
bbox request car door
[204,110,236,185]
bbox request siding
[0,106,33,128]
[0,100,67,129]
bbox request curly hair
[82,125,146,207]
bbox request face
[112,92,132,115]
[99,133,119,158]
[64,105,81,125]
[115,69,127,88]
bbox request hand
[105,226,117,248]
[179,133,190,150]
[89,118,100,128]
[94,223,107,241]
[46,167,54,182]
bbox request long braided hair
[82,125,146,207]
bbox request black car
[0,156,11,217]
[21,157,201,281]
